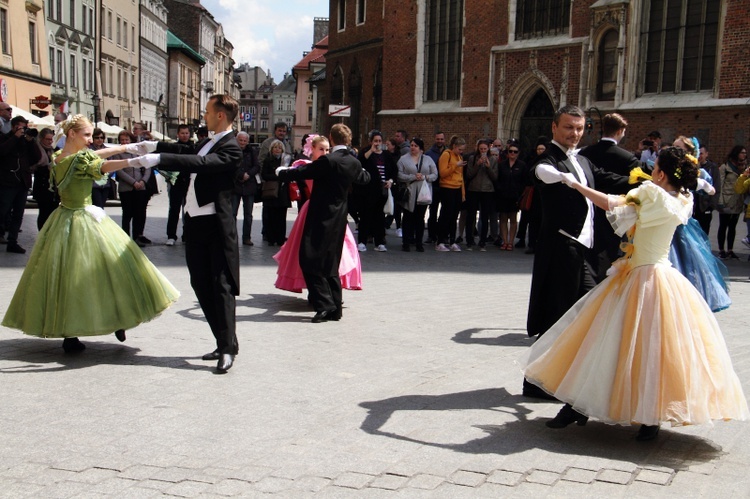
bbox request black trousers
[166,180,189,240]
[359,195,386,246]
[120,190,149,238]
[402,204,428,246]
[303,272,342,314]
[184,214,238,355]
[438,187,462,245]
[465,191,494,246]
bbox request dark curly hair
[656,147,698,192]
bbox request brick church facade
[325,0,750,157]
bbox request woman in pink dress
[273,135,362,293]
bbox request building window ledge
[619,93,747,111]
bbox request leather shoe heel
[217,353,235,373]
[115,329,126,342]
[636,424,660,441]
[202,350,220,361]
[546,404,588,428]
[312,310,338,323]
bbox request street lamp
[91,94,101,125]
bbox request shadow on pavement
[452,328,530,347]
[359,387,724,471]
[0,337,204,373]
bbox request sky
[200,0,330,83]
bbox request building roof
[308,67,326,83]
[167,31,206,65]
[293,36,328,71]
[275,73,297,92]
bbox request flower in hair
[303,134,319,158]
[685,154,698,165]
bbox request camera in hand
[23,127,38,138]
[642,140,654,147]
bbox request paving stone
[525,469,559,485]
[369,473,409,490]
[634,468,673,485]
[118,465,164,480]
[486,469,524,486]
[449,469,486,487]
[332,471,374,489]
[149,466,200,483]
[290,475,331,492]
[163,480,212,497]
[596,469,634,485]
[407,473,444,490]
[67,467,119,484]
[561,467,598,484]
[208,478,254,496]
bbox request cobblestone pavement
[1,191,749,497]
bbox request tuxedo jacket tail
[280,149,370,277]
[156,134,242,294]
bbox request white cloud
[203,0,328,81]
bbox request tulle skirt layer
[669,218,731,312]
[273,202,362,293]
[2,206,179,337]
[524,262,748,426]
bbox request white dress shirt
[535,140,595,248]
[184,130,232,217]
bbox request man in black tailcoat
[277,124,370,323]
[131,94,242,373]
[579,113,642,281]
[524,105,630,399]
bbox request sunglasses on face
[93,136,104,139]
[508,149,519,154]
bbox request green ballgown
[2,149,179,337]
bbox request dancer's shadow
[0,337,207,373]
[452,328,530,347]
[175,294,317,324]
[359,387,724,471]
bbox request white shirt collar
[332,145,347,153]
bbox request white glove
[695,178,715,195]
[560,172,579,188]
[126,154,161,168]
[275,166,290,177]
[124,141,158,155]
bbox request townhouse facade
[139,0,168,134]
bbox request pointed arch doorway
[519,89,554,154]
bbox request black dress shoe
[416,245,425,252]
[312,310,341,323]
[202,350,221,361]
[217,353,234,373]
[522,379,557,400]
[636,424,660,441]
[546,404,588,428]
[62,337,86,353]
[114,329,126,342]
[7,243,26,254]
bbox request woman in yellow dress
[524,147,748,441]
[2,115,179,353]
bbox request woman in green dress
[2,115,179,352]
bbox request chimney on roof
[313,17,329,44]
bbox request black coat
[579,139,642,260]
[234,145,260,196]
[279,149,370,277]
[156,133,242,294]
[527,143,631,337]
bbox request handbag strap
[416,155,423,173]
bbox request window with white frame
[0,8,8,55]
[29,21,38,63]
[337,0,346,31]
[357,0,365,24]
[515,0,571,40]
[123,21,127,50]
[424,0,464,101]
[70,54,76,87]
[641,0,719,94]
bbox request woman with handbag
[356,130,398,252]
[261,139,292,246]
[397,138,438,252]
[717,145,747,259]
[495,141,526,250]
